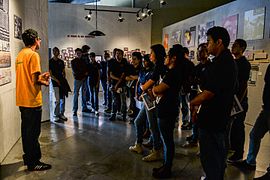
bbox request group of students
[16,27,269,179]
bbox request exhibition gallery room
[0,0,270,179]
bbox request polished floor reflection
[0,94,269,180]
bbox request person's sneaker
[227,153,243,163]
[95,111,99,116]
[104,108,111,113]
[142,149,162,162]
[182,141,198,148]
[59,114,68,121]
[233,160,256,171]
[129,144,143,154]
[200,176,206,180]
[109,115,116,121]
[152,165,171,179]
[254,171,270,180]
[27,161,52,171]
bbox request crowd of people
[15,27,270,180]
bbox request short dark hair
[82,45,90,53]
[22,29,38,46]
[132,52,142,60]
[198,43,207,50]
[206,26,230,48]
[116,49,124,55]
[75,48,82,52]
[53,47,59,52]
[234,39,247,52]
[90,52,96,57]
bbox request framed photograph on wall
[244,7,265,40]
[183,26,196,47]
[14,15,22,39]
[222,14,238,42]
[198,21,215,45]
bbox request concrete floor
[0,93,269,180]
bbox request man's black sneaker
[109,115,116,121]
[28,161,52,171]
[233,160,256,171]
[152,165,171,179]
[254,171,270,180]
[227,153,243,163]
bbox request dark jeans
[107,83,112,109]
[100,78,107,105]
[20,106,42,166]
[199,129,226,180]
[158,115,176,168]
[230,100,248,156]
[89,82,99,111]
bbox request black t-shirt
[126,64,141,88]
[150,62,167,84]
[157,68,183,118]
[89,61,101,85]
[181,59,195,94]
[263,64,270,110]
[71,57,88,80]
[109,58,128,86]
[235,56,251,101]
[193,61,211,91]
[197,49,238,132]
[49,58,65,87]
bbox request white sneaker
[129,144,143,154]
[200,176,206,180]
[59,114,68,121]
[142,149,163,162]
[95,111,99,116]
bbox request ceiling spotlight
[118,12,124,22]
[85,10,92,21]
[160,0,167,6]
[136,13,142,22]
[147,8,153,16]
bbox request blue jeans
[53,86,65,116]
[73,79,88,113]
[199,129,226,180]
[89,82,99,111]
[247,109,270,165]
[158,115,176,168]
[135,104,157,145]
[107,83,112,109]
[112,87,127,116]
[100,78,107,105]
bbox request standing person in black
[125,52,142,122]
[190,26,238,180]
[109,49,128,121]
[81,45,92,112]
[105,48,118,113]
[184,43,210,147]
[227,39,251,163]
[100,52,110,107]
[151,46,185,178]
[71,48,89,116]
[88,52,101,116]
[49,47,68,122]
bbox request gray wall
[0,0,49,163]
[48,3,151,90]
